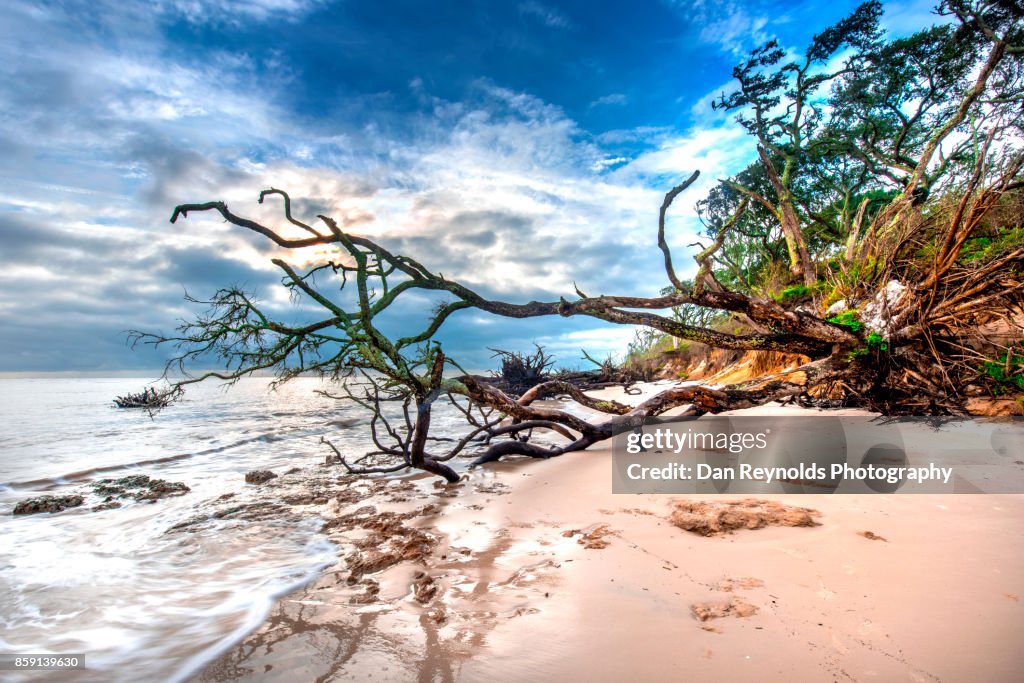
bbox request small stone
[134,479,190,501]
[245,470,278,485]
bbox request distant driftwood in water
[478,345,646,398]
[113,387,174,410]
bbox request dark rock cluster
[92,474,191,503]
[13,495,85,515]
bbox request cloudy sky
[0,0,938,375]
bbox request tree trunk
[758,146,815,285]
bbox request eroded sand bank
[193,397,1024,683]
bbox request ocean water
[0,376,424,682]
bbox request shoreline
[190,397,1024,682]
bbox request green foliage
[824,254,885,308]
[865,331,888,351]
[660,283,731,327]
[980,346,1024,395]
[846,331,888,361]
[957,237,992,263]
[777,284,812,301]
[826,310,863,333]
[699,2,1017,297]
[828,22,981,179]
[715,1,882,144]
[774,282,829,302]
[696,163,786,295]
[957,227,1024,265]
[838,255,883,284]
[822,286,847,308]
[812,188,897,243]
[625,327,668,364]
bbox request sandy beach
[191,393,1024,683]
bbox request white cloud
[157,0,330,24]
[591,156,628,171]
[590,93,629,108]
[881,0,946,36]
[699,7,771,57]
[517,1,576,30]
[666,0,774,57]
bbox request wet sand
[193,398,1024,682]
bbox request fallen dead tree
[113,387,174,410]
[131,2,1023,481]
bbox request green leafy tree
[714,1,884,284]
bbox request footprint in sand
[857,619,879,637]
[830,632,850,655]
[777,546,807,560]
[817,578,836,601]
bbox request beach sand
[193,394,1024,682]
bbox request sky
[0,0,940,375]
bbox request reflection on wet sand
[195,465,561,682]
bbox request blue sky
[0,0,938,375]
